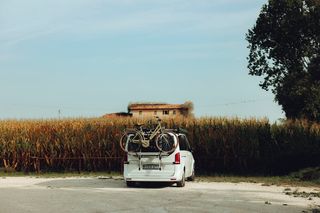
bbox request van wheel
[188,169,195,181]
[177,171,185,187]
[126,181,135,187]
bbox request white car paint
[123,133,195,187]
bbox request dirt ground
[0,177,319,213]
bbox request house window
[173,110,176,115]
[154,111,157,115]
[139,111,142,116]
[163,110,169,115]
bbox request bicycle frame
[120,117,177,153]
[131,119,164,148]
[148,122,163,141]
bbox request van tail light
[174,152,180,164]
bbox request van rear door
[124,134,178,179]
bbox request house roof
[128,103,188,110]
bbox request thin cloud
[0,53,14,62]
[0,0,263,47]
[1,27,65,47]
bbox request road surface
[0,177,319,213]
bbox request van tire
[126,181,135,187]
[177,171,185,187]
[188,170,195,181]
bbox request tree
[182,101,194,117]
[246,0,320,121]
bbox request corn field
[0,117,319,175]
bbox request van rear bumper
[125,177,178,183]
[124,170,183,183]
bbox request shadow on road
[36,178,175,189]
[36,178,126,189]
[129,182,174,189]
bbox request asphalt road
[0,177,319,213]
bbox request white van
[123,133,195,187]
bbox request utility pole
[58,109,61,119]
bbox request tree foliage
[246,0,320,121]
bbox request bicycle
[119,117,177,153]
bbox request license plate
[142,164,160,170]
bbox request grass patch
[290,167,320,183]
[284,190,320,198]
[0,171,122,178]
[195,175,320,187]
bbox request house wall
[130,109,187,118]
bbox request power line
[197,99,273,108]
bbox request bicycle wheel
[120,131,142,152]
[155,133,177,153]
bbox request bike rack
[124,119,181,172]
[134,151,164,171]
[158,152,162,171]
[138,151,142,171]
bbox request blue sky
[0,0,284,121]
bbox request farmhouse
[128,102,193,118]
